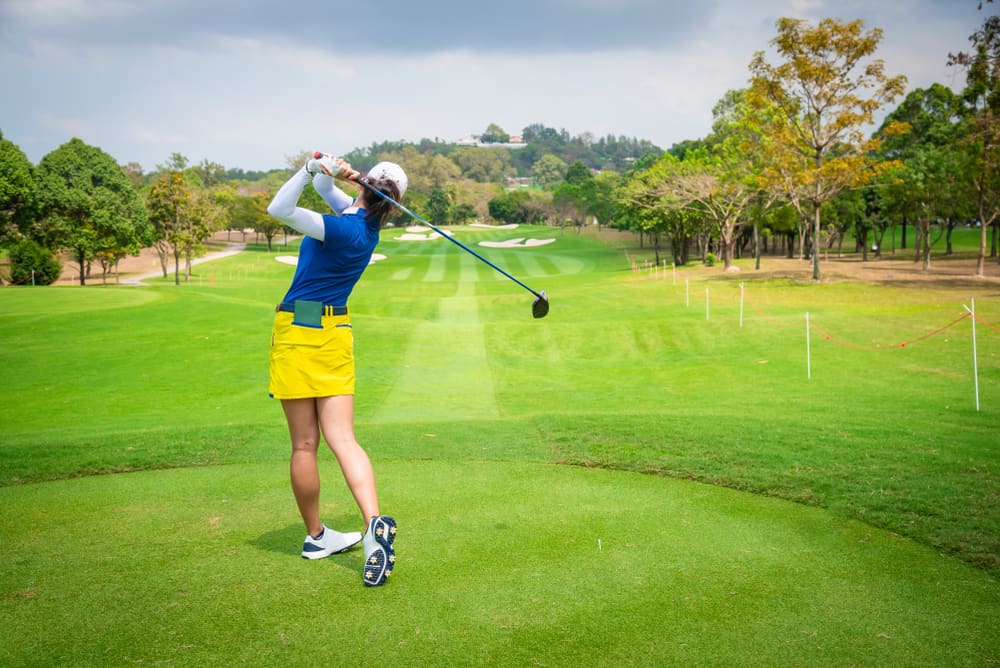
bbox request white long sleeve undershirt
[267,167,360,243]
[267,167,326,241]
[312,173,355,214]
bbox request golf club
[341,162,549,319]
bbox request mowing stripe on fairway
[371,282,499,423]
[389,267,414,281]
[1,460,997,666]
[424,248,448,282]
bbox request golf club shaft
[354,179,545,300]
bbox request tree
[182,189,229,280]
[232,192,281,251]
[875,84,968,270]
[565,160,592,185]
[450,146,510,182]
[488,191,523,224]
[488,190,543,225]
[659,147,758,270]
[121,162,145,189]
[480,123,510,144]
[949,10,1000,275]
[532,154,568,187]
[6,238,62,285]
[451,203,477,225]
[616,154,702,266]
[426,188,451,225]
[36,138,149,285]
[0,132,39,247]
[147,171,192,284]
[551,182,587,230]
[587,171,621,229]
[748,17,907,280]
[193,160,226,187]
[378,146,461,192]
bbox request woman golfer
[266,152,404,586]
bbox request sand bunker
[397,228,453,241]
[478,238,556,248]
[276,254,387,266]
[469,223,519,230]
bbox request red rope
[744,296,798,328]
[975,313,1000,335]
[1,272,38,286]
[809,312,971,350]
[718,285,998,345]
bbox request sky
[0,0,993,172]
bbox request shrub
[7,238,62,285]
[704,252,717,267]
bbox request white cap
[366,161,407,198]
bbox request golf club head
[532,291,549,319]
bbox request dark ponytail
[360,178,401,228]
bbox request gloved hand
[306,152,339,177]
[306,152,360,180]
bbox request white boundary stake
[672,262,676,285]
[805,312,812,380]
[705,288,710,321]
[739,282,745,329]
[963,299,980,412]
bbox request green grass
[1,224,999,665]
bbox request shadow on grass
[248,516,366,577]
[248,523,303,556]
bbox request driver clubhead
[532,291,549,319]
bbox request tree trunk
[754,223,761,270]
[77,249,86,286]
[173,249,181,286]
[812,203,821,281]
[922,221,931,271]
[976,210,987,277]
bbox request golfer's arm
[312,173,354,214]
[267,167,325,241]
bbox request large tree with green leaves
[36,138,149,285]
[450,146,510,182]
[949,9,1000,274]
[231,192,280,251]
[532,154,568,188]
[480,123,510,144]
[874,84,969,270]
[0,131,39,247]
[146,171,192,284]
[748,17,907,280]
[616,154,702,266]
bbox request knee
[291,436,320,454]
[325,430,361,455]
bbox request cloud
[1,0,719,54]
[0,0,993,171]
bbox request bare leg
[281,398,324,537]
[316,394,380,526]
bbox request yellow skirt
[268,311,355,399]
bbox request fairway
[2,226,999,665]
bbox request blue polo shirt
[281,210,379,308]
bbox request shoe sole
[363,516,397,587]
